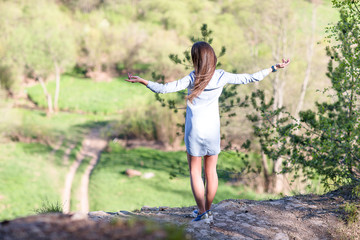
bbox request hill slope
[1,189,359,240]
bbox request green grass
[0,108,115,220]
[89,143,276,212]
[1,108,116,144]
[34,199,63,214]
[70,157,91,212]
[26,75,154,114]
[0,142,67,221]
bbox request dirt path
[79,129,107,213]
[62,128,107,213]
[62,143,76,166]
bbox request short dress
[146,69,270,157]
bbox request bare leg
[187,153,206,214]
[204,154,218,211]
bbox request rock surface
[1,190,359,240]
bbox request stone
[88,211,108,217]
[268,200,285,205]
[125,169,142,177]
[71,212,88,221]
[142,172,155,179]
[141,206,151,211]
[159,206,169,211]
[273,232,289,240]
[225,211,235,216]
[141,206,159,211]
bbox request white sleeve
[224,69,270,85]
[146,74,192,94]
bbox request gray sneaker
[192,211,210,223]
[206,210,213,221]
[192,210,213,222]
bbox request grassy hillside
[0,142,66,221]
[89,143,276,212]
[0,108,111,220]
[26,75,154,115]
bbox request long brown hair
[187,41,217,103]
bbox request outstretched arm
[125,73,192,94]
[225,59,291,84]
[125,73,149,85]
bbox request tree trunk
[38,77,53,117]
[273,157,285,193]
[295,4,317,119]
[54,61,61,112]
[270,6,288,194]
[261,150,271,192]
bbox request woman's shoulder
[214,69,227,78]
[204,69,227,89]
[214,69,227,80]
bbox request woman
[126,41,290,222]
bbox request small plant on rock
[34,199,63,214]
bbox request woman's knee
[190,167,202,178]
[188,157,202,177]
[205,168,217,180]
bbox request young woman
[126,41,290,222]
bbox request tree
[13,1,76,114]
[253,0,360,188]
[292,1,360,186]
[295,0,321,119]
[0,1,23,97]
[235,0,296,194]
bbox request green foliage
[290,2,360,186]
[0,65,15,95]
[353,184,360,198]
[245,1,360,189]
[110,103,181,143]
[342,202,359,225]
[34,199,63,214]
[168,24,225,70]
[13,1,76,78]
[244,89,297,161]
[60,0,103,12]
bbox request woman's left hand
[125,73,148,85]
[276,59,291,69]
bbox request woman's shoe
[192,211,210,223]
[206,210,213,221]
[191,209,199,218]
[192,209,213,221]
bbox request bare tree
[295,0,319,119]
[38,77,54,116]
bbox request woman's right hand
[276,59,291,69]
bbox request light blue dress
[146,69,270,156]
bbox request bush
[0,65,15,96]
[110,103,182,145]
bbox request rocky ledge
[1,190,359,240]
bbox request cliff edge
[1,189,359,240]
